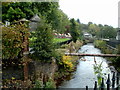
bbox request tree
[2,2,33,22]
[47,8,70,33]
[88,22,93,26]
[30,19,55,63]
[2,2,63,31]
[77,19,81,24]
[70,18,80,43]
[88,24,100,36]
[102,25,117,39]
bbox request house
[83,32,92,39]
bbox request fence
[106,40,120,48]
[86,72,120,90]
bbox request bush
[116,44,120,54]
[45,78,56,88]
[94,40,106,49]
[62,55,73,71]
[2,24,29,59]
[34,80,43,88]
[113,45,120,71]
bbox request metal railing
[86,72,120,90]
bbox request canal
[59,43,117,88]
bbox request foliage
[47,8,70,33]
[77,19,81,24]
[80,21,117,39]
[2,2,32,22]
[53,51,63,65]
[88,24,100,36]
[60,44,68,49]
[104,48,113,54]
[2,24,29,59]
[94,40,106,49]
[94,40,120,72]
[2,2,71,34]
[112,45,120,71]
[30,19,55,63]
[34,78,56,88]
[4,6,26,22]
[53,38,70,43]
[34,80,43,88]
[45,78,56,88]
[62,55,73,70]
[70,18,80,43]
[94,61,103,74]
[116,44,120,54]
[93,61,103,86]
[93,40,114,54]
[98,25,117,39]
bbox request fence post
[86,86,88,90]
[116,72,119,90]
[116,72,119,85]
[94,81,97,90]
[106,74,110,90]
[112,72,115,88]
[100,78,105,90]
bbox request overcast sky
[59,0,120,28]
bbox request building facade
[117,1,120,40]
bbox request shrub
[62,55,73,71]
[45,78,56,88]
[94,40,106,49]
[34,80,43,88]
[2,24,29,59]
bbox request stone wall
[28,58,58,83]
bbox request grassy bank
[93,40,120,72]
[29,37,70,47]
[53,38,70,43]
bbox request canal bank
[59,43,117,88]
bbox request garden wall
[28,58,58,83]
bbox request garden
[2,2,82,88]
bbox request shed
[29,14,41,32]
